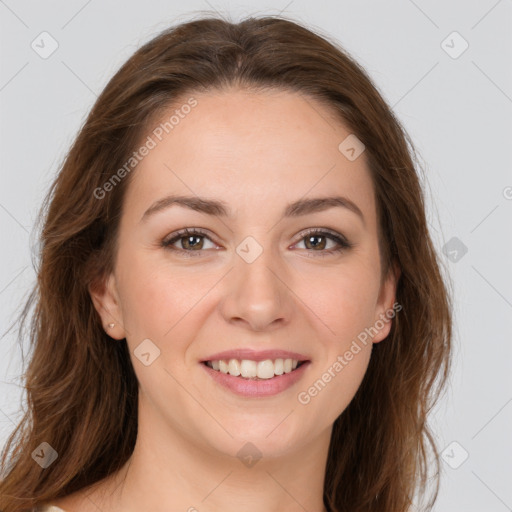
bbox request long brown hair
[0,14,452,512]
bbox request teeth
[274,358,284,375]
[228,359,241,376]
[257,360,274,379]
[240,359,257,378]
[206,358,302,379]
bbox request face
[91,88,398,460]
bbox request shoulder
[37,469,124,511]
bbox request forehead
[124,88,377,228]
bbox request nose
[219,245,293,332]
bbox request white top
[39,506,67,512]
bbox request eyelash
[161,227,353,258]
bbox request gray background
[1,0,511,510]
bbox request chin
[208,415,311,458]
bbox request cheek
[301,257,380,416]
[294,260,381,345]
[296,330,372,430]
[116,249,215,342]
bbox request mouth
[200,357,311,397]
[202,358,309,380]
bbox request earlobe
[88,273,126,340]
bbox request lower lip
[200,361,311,398]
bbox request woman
[0,14,452,512]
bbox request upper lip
[201,349,311,363]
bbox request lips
[199,348,311,397]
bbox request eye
[292,228,352,257]
[162,227,352,258]
[161,228,217,257]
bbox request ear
[372,262,401,344]
[88,272,126,340]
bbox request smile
[204,358,305,379]
[201,358,311,397]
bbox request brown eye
[303,233,328,250]
[294,228,352,256]
[176,234,204,250]
[162,228,216,256]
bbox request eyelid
[162,227,219,250]
[293,227,351,246]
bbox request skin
[54,88,399,512]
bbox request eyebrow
[140,194,365,224]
